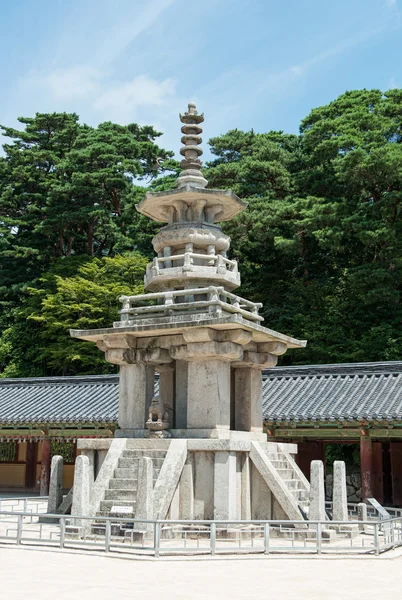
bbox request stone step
[104,489,137,501]
[283,479,300,490]
[269,460,288,469]
[118,457,165,469]
[100,500,137,512]
[114,465,139,477]
[114,467,161,479]
[122,450,166,459]
[266,453,286,460]
[109,478,138,490]
[275,469,294,479]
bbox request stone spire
[176,102,208,189]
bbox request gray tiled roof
[1,362,402,426]
[262,362,402,423]
[0,375,120,425]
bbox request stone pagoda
[70,103,309,527]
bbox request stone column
[40,438,51,496]
[241,455,252,520]
[357,502,368,532]
[332,460,348,521]
[360,435,373,502]
[118,363,155,431]
[188,360,231,429]
[47,455,64,514]
[175,360,188,429]
[309,460,326,521]
[80,449,95,488]
[214,451,237,520]
[71,455,90,525]
[180,456,194,520]
[233,367,263,432]
[135,457,154,532]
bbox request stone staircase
[92,448,167,536]
[265,448,310,516]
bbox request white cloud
[386,0,397,7]
[29,66,103,101]
[388,76,399,88]
[94,75,177,122]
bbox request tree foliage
[206,90,402,363]
[0,254,147,377]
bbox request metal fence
[1,506,402,557]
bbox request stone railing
[146,252,238,277]
[119,286,263,323]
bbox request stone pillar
[71,455,90,525]
[135,457,154,531]
[233,367,263,432]
[309,460,326,521]
[332,460,348,521]
[187,360,231,429]
[80,449,95,488]
[175,360,188,429]
[214,451,237,520]
[47,455,64,514]
[180,456,194,519]
[118,363,155,430]
[40,438,51,496]
[360,435,373,502]
[157,365,175,427]
[357,502,368,532]
[241,455,251,520]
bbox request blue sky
[1,0,401,159]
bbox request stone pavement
[0,546,401,600]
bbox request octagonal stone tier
[136,185,247,224]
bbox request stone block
[309,460,326,521]
[332,461,348,522]
[71,455,90,526]
[187,360,231,430]
[134,457,154,532]
[213,451,237,520]
[234,367,263,432]
[47,455,64,514]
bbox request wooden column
[24,441,37,490]
[40,438,51,496]
[360,434,373,502]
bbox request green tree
[0,253,148,377]
[0,113,173,295]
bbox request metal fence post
[264,522,270,555]
[374,521,379,556]
[59,517,65,549]
[154,522,160,558]
[210,522,216,557]
[17,514,23,545]
[105,520,111,553]
[316,522,322,555]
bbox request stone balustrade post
[309,460,326,521]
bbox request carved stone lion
[146,395,169,425]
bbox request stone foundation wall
[325,472,361,503]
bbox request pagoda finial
[176,102,208,189]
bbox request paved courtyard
[1,545,401,600]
